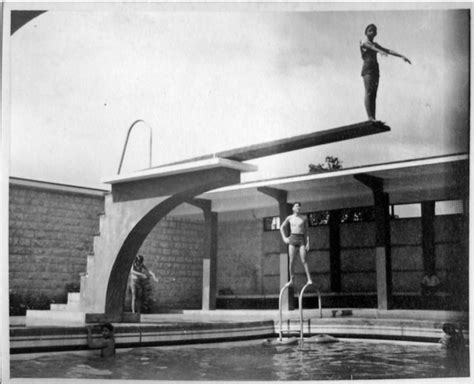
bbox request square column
[421,201,436,273]
[355,174,392,310]
[258,187,294,310]
[184,198,218,311]
[329,210,342,292]
[202,212,218,310]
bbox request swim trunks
[289,233,305,247]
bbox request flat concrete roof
[169,154,468,216]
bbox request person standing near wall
[280,202,313,286]
[130,255,159,313]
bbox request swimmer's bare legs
[288,245,297,286]
[130,284,137,313]
[363,74,379,122]
[288,244,313,285]
[299,245,313,285]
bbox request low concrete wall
[10,311,469,354]
[10,320,275,354]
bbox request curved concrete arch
[105,180,229,316]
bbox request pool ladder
[278,281,322,341]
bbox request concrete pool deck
[10,308,469,354]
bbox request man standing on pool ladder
[280,202,313,286]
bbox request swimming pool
[10,338,469,380]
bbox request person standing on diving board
[360,23,411,122]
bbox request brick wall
[216,218,263,295]
[9,181,207,312]
[133,218,205,311]
[9,183,104,300]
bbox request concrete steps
[25,309,86,326]
[27,293,85,325]
[49,293,81,312]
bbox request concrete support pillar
[329,210,342,292]
[354,174,392,310]
[186,198,217,310]
[421,201,436,273]
[202,211,218,310]
[258,187,294,310]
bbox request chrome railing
[117,119,153,174]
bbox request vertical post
[421,201,436,273]
[258,187,294,310]
[279,201,294,311]
[354,174,392,310]
[202,211,218,310]
[185,198,217,310]
[374,192,392,310]
[329,210,341,292]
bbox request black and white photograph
[1,1,471,382]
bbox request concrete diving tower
[26,121,390,325]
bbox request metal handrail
[299,283,322,341]
[278,281,293,341]
[117,119,153,174]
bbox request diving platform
[103,158,257,185]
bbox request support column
[421,201,436,273]
[202,211,218,310]
[329,210,342,292]
[354,174,392,310]
[258,187,294,310]
[186,198,217,310]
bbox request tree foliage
[308,156,342,173]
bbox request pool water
[10,339,469,380]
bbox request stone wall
[9,183,104,300]
[133,218,205,311]
[9,180,207,312]
[216,218,263,295]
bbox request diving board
[159,120,390,167]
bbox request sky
[6,3,470,189]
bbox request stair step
[26,309,86,326]
[50,304,68,311]
[67,292,81,303]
